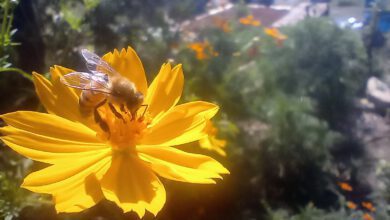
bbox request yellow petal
[138,145,229,183]
[142,101,219,146]
[22,150,110,192]
[145,63,183,122]
[1,111,98,142]
[102,47,148,96]
[22,150,111,213]
[54,171,107,213]
[33,71,80,122]
[0,127,108,164]
[100,154,165,217]
[0,111,106,163]
[50,65,83,98]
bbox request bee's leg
[137,104,149,121]
[108,102,126,123]
[95,99,107,112]
[94,99,110,138]
[120,103,126,113]
[120,103,131,116]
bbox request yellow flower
[0,47,229,217]
[239,15,261,27]
[199,120,227,156]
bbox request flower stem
[0,67,32,81]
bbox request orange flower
[362,202,376,212]
[363,213,374,220]
[188,41,218,60]
[337,182,353,191]
[239,15,261,27]
[264,27,287,46]
[264,27,287,40]
[347,201,357,210]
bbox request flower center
[96,105,150,152]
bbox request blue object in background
[378,12,390,32]
[363,10,387,48]
[364,10,390,33]
[365,0,375,7]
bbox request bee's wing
[81,49,119,76]
[60,71,112,94]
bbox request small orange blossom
[188,41,218,60]
[363,213,374,220]
[347,201,357,210]
[264,27,287,46]
[362,202,376,212]
[337,182,353,191]
[239,15,261,27]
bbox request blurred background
[1,0,390,219]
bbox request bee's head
[126,92,144,115]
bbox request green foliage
[60,1,87,31]
[0,0,30,80]
[247,18,369,129]
[260,94,339,167]
[251,95,340,209]
[267,202,390,220]
[173,16,370,213]
[0,171,25,219]
[0,148,43,220]
[267,204,351,220]
[0,0,18,58]
[83,0,101,10]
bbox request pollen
[96,105,150,152]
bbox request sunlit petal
[22,150,110,191]
[138,145,229,183]
[22,150,111,213]
[1,111,98,142]
[53,167,108,213]
[33,70,81,122]
[0,112,106,163]
[142,101,219,146]
[145,63,183,122]
[100,154,166,217]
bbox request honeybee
[60,49,144,132]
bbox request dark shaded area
[0,0,42,114]
[13,0,45,73]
